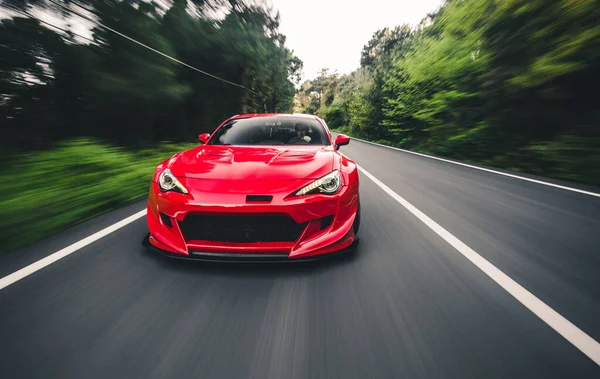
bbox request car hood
[169,145,335,181]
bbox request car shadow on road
[139,240,362,279]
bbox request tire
[353,199,361,234]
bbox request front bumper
[144,180,359,260]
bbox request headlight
[158,168,188,194]
[294,170,342,196]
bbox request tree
[0,0,302,150]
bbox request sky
[272,0,444,81]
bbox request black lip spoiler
[141,233,359,263]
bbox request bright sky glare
[273,0,443,81]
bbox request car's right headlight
[158,168,188,194]
[294,170,342,196]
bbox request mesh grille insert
[179,214,306,243]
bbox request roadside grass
[0,139,196,253]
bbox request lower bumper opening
[190,251,291,262]
[178,213,307,243]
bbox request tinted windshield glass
[209,116,330,146]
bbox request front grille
[179,213,306,243]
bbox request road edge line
[341,134,600,198]
[0,209,146,291]
[357,164,600,366]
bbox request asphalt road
[1,138,600,378]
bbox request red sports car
[143,113,360,262]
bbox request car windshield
[208,116,330,146]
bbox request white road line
[358,164,600,366]
[344,134,600,198]
[0,209,146,291]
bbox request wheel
[353,198,361,234]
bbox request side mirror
[334,134,350,150]
[198,133,210,144]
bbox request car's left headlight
[294,170,342,196]
[158,168,188,194]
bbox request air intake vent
[246,195,273,203]
[320,215,334,230]
[160,212,173,228]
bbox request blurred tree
[0,17,66,149]
[0,0,302,150]
[86,0,192,145]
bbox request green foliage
[0,139,196,253]
[295,0,600,187]
[322,106,345,129]
[524,135,600,184]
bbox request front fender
[338,153,359,186]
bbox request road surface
[1,137,599,378]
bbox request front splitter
[142,233,359,263]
